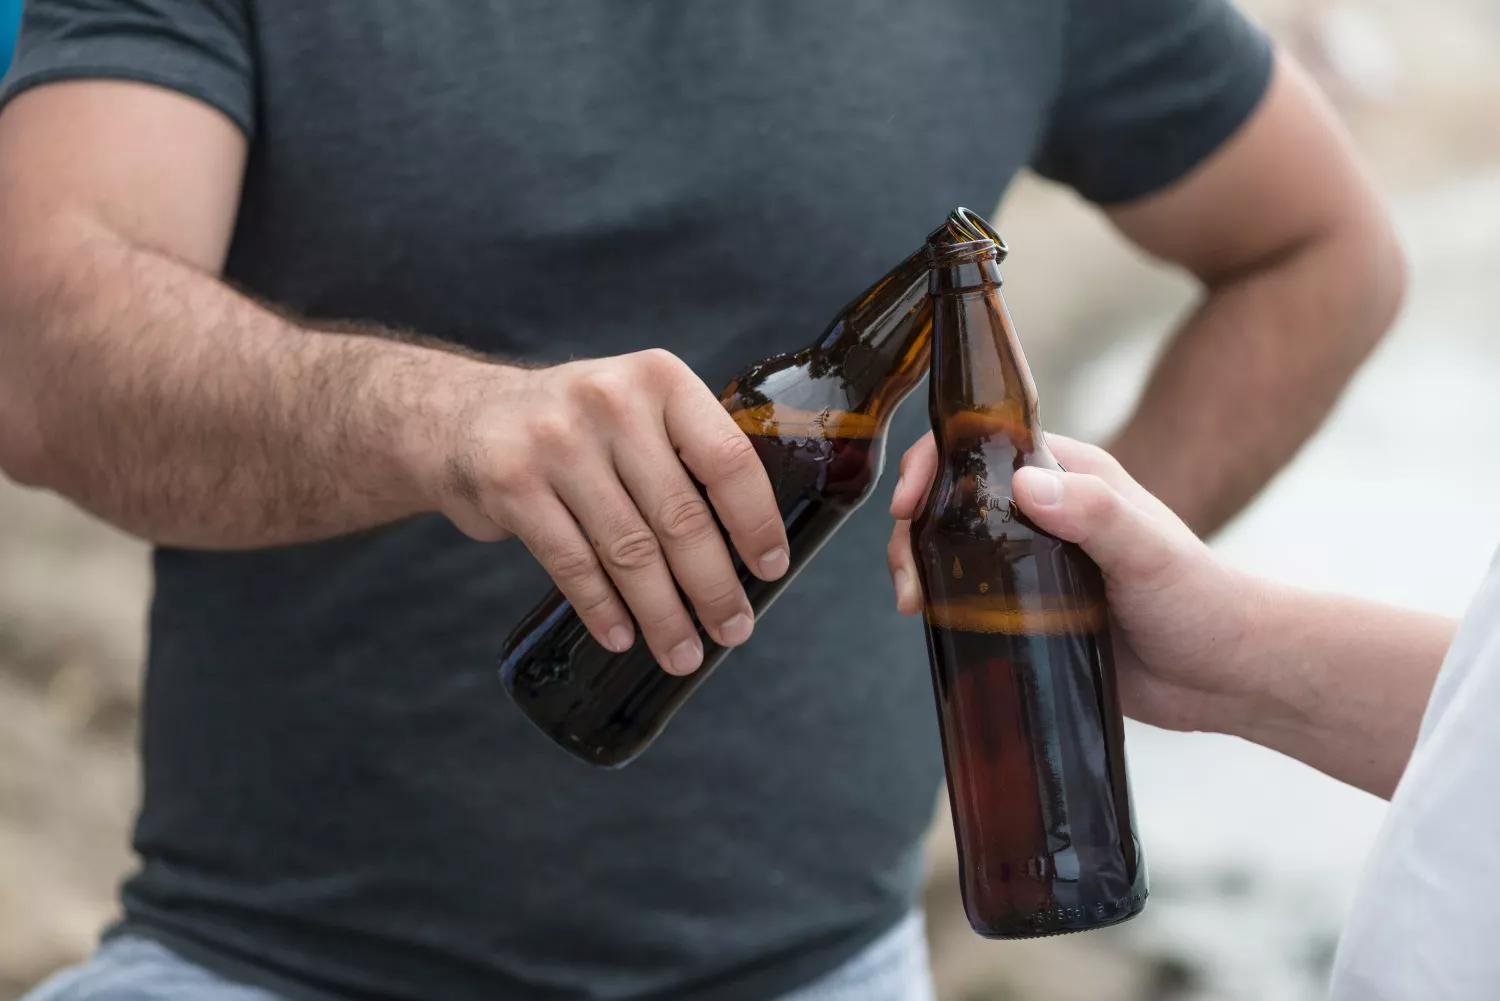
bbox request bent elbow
[1329,207,1408,369]
[1366,217,1409,344]
[0,368,52,488]
[0,408,49,489]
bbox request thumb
[1013,466,1179,583]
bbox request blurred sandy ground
[2,1,1499,998]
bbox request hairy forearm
[1229,583,1455,799]
[1110,228,1402,537]
[0,223,498,547]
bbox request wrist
[1212,578,1320,744]
[377,346,527,519]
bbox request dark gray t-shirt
[3,3,1270,999]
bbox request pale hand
[887,432,1264,734]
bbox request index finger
[664,386,790,582]
[890,432,937,520]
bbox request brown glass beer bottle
[500,209,1002,768]
[912,233,1146,938]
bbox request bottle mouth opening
[948,207,1009,261]
[926,207,1009,263]
[926,237,999,266]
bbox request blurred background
[2,1,1499,999]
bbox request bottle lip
[948,208,1010,262]
[926,238,999,266]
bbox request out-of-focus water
[1060,169,1500,1000]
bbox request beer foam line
[941,406,1037,449]
[923,601,1105,635]
[729,403,882,440]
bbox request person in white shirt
[888,433,1490,1001]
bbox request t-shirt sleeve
[1030,0,1273,206]
[1327,546,1500,1000]
[0,0,255,137]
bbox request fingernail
[719,613,753,646]
[1023,468,1064,507]
[894,569,911,605]
[606,625,634,653]
[668,638,704,675]
[760,548,789,578]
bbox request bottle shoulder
[912,450,1064,550]
[913,495,1051,549]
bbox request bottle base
[519,711,645,769]
[498,680,639,771]
[968,894,1147,940]
[553,728,641,770]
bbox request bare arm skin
[0,81,791,675]
[1231,583,1452,799]
[1001,442,1453,800]
[890,434,1451,800]
[890,55,1405,612]
[890,52,1433,786]
[1104,52,1406,536]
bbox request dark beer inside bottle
[502,404,880,767]
[920,505,1143,938]
[501,207,1021,769]
[915,236,1144,938]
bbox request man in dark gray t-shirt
[0,2,1402,1000]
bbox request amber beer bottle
[912,234,1146,938]
[500,209,1002,768]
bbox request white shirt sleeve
[1328,550,1500,1001]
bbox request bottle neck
[722,211,1011,435]
[928,255,1004,296]
[808,246,933,422]
[787,209,1012,422]
[928,256,1041,453]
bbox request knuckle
[886,530,908,568]
[571,370,633,417]
[1139,539,1189,586]
[744,511,785,545]
[1079,441,1123,474]
[902,432,934,468]
[601,527,662,573]
[525,412,578,454]
[572,587,619,620]
[898,447,919,474]
[640,605,686,635]
[636,348,685,379]
[708,430,759,481]
[1078,477,1123,526]
[543,540,599,584]
[656,491,718,543]
[694,577,744,612]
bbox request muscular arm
[0,81,485,547]
[0,80,790,671]
[1105,53,1406,536]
